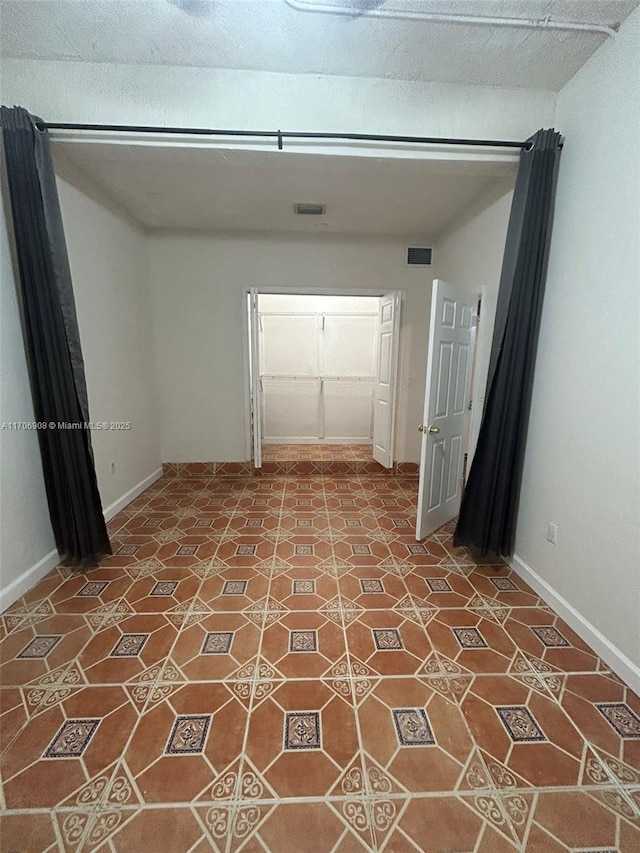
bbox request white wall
[1,60,556,148]
[0,164,58,609]
[0,159,162,610]
[514,9,640,683]
[57,173,162,513]
[434,182,514,458]
[147,230,433,463]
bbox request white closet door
[372,293,401,468]
[248,289,262,468]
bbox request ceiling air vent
[407,246,433,266]
[295,203,326,215]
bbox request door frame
[242,286,405,463]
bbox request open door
[416,280,475,539]
[372,292,401,468]
[248,288,262,468]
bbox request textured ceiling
[54,143,516,235]
[1,0,637,91]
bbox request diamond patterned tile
[284,711,322,750]
[165,714,211,754]
[392,708,436,746]
[496,706,547,742]
[16,635,62,659]
[44,718,101,757]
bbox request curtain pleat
[1,105,111,565]
[454,128,562,557]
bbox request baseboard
[262,439,373,445]
[0,548,60,613]
[102,467,164,522]
[0,467,165,614]
[510,553,640,695]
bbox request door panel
[416,280,475,539]
[248,289,262,468]
[372,293,400,468]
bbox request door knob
[418,425,440,434]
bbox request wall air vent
[295,203,326,215]
[407,246,433,266]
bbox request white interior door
[248,288,262,468]
[416,280,475,539]
[372,292,401,468]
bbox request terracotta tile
[215,537,276,568]
[102,806,206,852]
[2,472,640,841]
[460,675,586,788]
[269,568,339,610]
[1,685,138,809]
[0,811,60,853]
[0,687,30,751]
[397,796,520,852]
[199,570,270,611]
[525,790,627,850]
[345,611,432,676]
[257,802,353,853]
[122,571,201,613]
[124,682,248,803]
[333,540,393,568]
[557,672,640,768]
[244,680,359,798]
[425,610,519,674]
[78,613,179,684]
[226,513,280,535]
[172,612,261,680]
[358,677,474,794]
[259,611,347,678]
[504,607,604,672]
[0,614,92,685]
[48,572,133,614]
[3,570,66,613]
[403,566,477,607]
[337,567,410,610]
[274,537,334,567]
[387,540,442,566]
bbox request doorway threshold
[262,444,373,462]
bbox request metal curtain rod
[44,123,528,150]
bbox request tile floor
[262,445,374,462]
[1,474,639,852]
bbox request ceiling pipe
[283,0,619,38]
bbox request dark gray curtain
[1,106,111,565]
[454,128,562,557]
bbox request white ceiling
[1,0,637,91]
[54,142,516,236]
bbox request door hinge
[471,314,480,327]
[467,399,473,411]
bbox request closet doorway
[245,289,401,468]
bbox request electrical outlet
[110,461,116,475]
[547,522,559,545]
